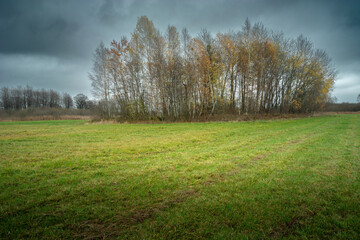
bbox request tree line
[0,86,94,110]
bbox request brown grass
[0,115,92,121]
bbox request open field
[0,115,359,239]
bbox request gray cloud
[0,0,359,102]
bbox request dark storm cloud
[0,1,79,57]
[0,0,359,101]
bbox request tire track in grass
[72,189,198,239]
[71,119,332,239]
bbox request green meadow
[0,115,359,239]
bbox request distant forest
[90,16,336,120]
[0,86,93,110]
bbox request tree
[11,87,23,110]
[74,93,89,109]
[33,90,41,108]
[217,33,238,112]
[357,93,360,103]
[133,16,158,117]
[165,25,182,119]
[0,87,11,110]
[89,42,111,117]
[40,89,49,107]
[127,32,146,119]
[24,85,33,108]
[62,93,73,108]
[107,38,130,117]
[49,90,61,108]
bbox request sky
[0,0,359,102]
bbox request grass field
[1,115,359,239]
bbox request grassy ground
[0,115,359,239]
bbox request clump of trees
[90,16,335,120]
[0,85,93,110]
[74,93,95,109]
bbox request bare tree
[49,90,61,108]
[24,85,33,108]
[74,93,89,109]
[40,89,49,108]
[62,93,73,108]
[11,87,23,110]
[0,87,11,110]
[89,42,111,116]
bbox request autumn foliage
[90,16,336,120]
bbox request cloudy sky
[0,0,359,102]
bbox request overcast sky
[0,0,359,102]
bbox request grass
[0,115,359,239]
